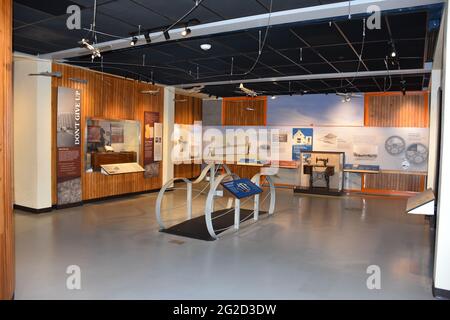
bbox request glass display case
[295,151,345,196]
[85,118,141,172]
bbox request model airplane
[28,71,62,78]
[79,38,101,59]
[182,85,204,94]
[236,83,259,97]
[140,89,160,95]
[336,92,363,102]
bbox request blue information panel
[344,164,380,172]
[221,178,263,199]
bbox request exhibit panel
[51,63,164,202]
[174,94,203,179]
[85,118,141,172]
[199,90,430,194]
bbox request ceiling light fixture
[200,43,212,51]
[391,50,397,58]
[181,27,191,37]
[130,36,138,46]
[271,96,277,100]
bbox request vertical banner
[144,111,160,178]
[56,87,82,206]
[292,128,313,161]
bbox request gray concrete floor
[14,186,434,299]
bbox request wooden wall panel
[174,94,202,179]
[363,172,426,193]
[365,92,429,127]
[363,91,429,194]
[0,0,14,300]
[51,63,164,202]
[225,164,261,180]
[175,94,202,124]
[222,97,267,126]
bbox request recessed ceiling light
[200,43,212,51]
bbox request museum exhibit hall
[3,0,450,303]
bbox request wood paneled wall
[174,94,202,179]
[222,97,267,126]
[225,164,262,180]
[175,94,202,124]
[51,63,164,202]
[364,91,429,194]
[363,172,426,193]
[365,92,429,127]
[0,0,14,300]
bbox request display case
[85,118,141,172]
[294,151,345,196]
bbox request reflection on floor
[14,187,434,299]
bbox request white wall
[428,14,444,191]
[13,55,52,210]
[434,4,450,294]
[162,87,175,185]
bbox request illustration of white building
[293,130,312,145]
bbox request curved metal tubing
[251,173,276,218]
[204,173,234,240]
[155,163,216,230]
[155,177,192,230]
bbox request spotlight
[391,50,397,58]
[130,36,138,46]
[181,27,191,37]
[200,43,212,51]
[144,32,151,44]
[163,30,170,40]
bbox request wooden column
[0,0,14,300]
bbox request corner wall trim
[433,284,450,300]
[13,204,53,214]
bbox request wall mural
[267,94,364,127]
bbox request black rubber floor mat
[161,209,267,241]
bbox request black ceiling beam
[333,21,383,91]
[288,27,361,94]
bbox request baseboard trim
[55,201,84,210]
[83,188,161,204]
[433,284,450,300]
[13,204,53,214]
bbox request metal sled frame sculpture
[155,163,276,239]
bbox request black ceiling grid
[13,1,444,97]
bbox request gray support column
[163,87,175,186]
